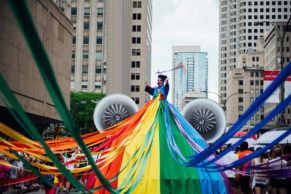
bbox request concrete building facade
[226,66,265,128]
[69,0,152,108]
[172,46,208,108]
[178,89,206,111]
[263,22,291,126]
[219,0,291,106]
[0,0,72,129]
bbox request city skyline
[152,0,219,103]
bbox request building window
[250,97,254,103]
[72,36,76,44]
[97,22,103,30]
[81,81,88,89]
[133,13,141,20]
[131,73,140,80]
[238,106,243,111]
[83,36,89,44]
[132,61,140,68]
[238,80,243,85]
[255,89,259,94]
[255,80,259,85]
[97,8,103,16]
[131,85,140,92]
[84,8,90,16]
[255,115,259,120]
[132,37,141,44]
[82,66,88,74]
[96,37,102,45]
[250,89,254,94]
[72,51,75,59]
[83,51,89,59]
[96,51,102,60]
[132,97,140,104]
[132,25,141,32]
[133,1,142,8]
[84,22,89,30]
[250,80,254,85]
[95,81,101,89]
[250,72,254,77]
[96,66,101,74]
[72,22,77,30]
[71,7,77,16]
[70,81,75,89]
[261,80,264,85]
[238,89,243,94]
[132,49,141,56]
[71,65,75,74]
[238,97,243,103]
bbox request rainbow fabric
[85,84,229,194]
[157,62,187,74]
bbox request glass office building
[172,46,208,108]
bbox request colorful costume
[86,83,229,194]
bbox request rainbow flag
[157,62,187,75]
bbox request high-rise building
[264,22,291,126]
[219,0,291,106]
[172,46,208,108]
[69,0,152,108]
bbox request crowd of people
[220,142,291,194]
[1,140,291,194]
[0,146,99,194]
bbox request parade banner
[264,70,291,103]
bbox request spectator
[238,141,252,194]
[269,146,287,194]
[0,156,11,193]
[8,158,18,191]
[234,147,241,193]
[220,144,238,194]
[285,144,291,194]
[250,148,268,194]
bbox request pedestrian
[269,146,287,194]
[220,144,238,194]
[8,157,18,192]
[0,156,11,193]
[250,148,268,194]
[238,141,252,194]
[285,144,291,194]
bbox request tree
[70,92,105,133]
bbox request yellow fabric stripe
[0,160,18,168]
[0,148,18,160]
[133,119,160,194]
[118,99,160,194]
[0,122,41,149]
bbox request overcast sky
[151,0,219,102]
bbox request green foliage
[70,91,105,133]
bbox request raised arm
[145,82,154,95]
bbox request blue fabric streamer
[201,94,291,167]
[187,62,291,165]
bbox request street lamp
[201,91,249,111]
[254,16,291,126]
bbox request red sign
[264,70,291,81]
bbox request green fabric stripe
[6,1,116,193]
[0,73,85,192]
[159,101,202,194]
